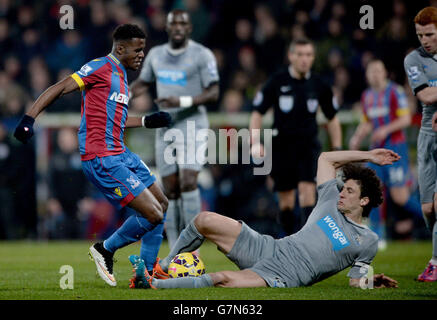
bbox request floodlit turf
[0,240,436,300]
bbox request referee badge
[279,95,294,113]
[307,98,319,113]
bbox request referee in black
[249,38,342,235]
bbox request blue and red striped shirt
[360,81,410,148]
[71,53,129,160]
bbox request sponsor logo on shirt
[110,92,129,105]
[367,105,389,119]
[317,215,350,251]
[428,79,437,87]
[157,70,187,86]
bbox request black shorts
[270,134,321,191]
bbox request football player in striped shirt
[349,59,422,250]
[14,24,172,286]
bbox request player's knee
[144,203,164,225]
[210,271,232,287]
[180,179,197,193]
[160,197,169,214]
[194,211,217,235]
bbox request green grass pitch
[0,240,436,300]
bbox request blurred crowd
[0,0,432,240]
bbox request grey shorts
[417,130,437,204]
[155,107,209,177]
[226,222,288,288]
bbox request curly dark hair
[341,163,383,218]
[112,24,146,41]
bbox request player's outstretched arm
[14,76,80,144]
[316,149,400,186]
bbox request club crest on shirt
[307,98,319,113]
[126,175,140,189]
[279,95,294,113]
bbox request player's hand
[155,96,180,108]
[432,111,437,132]
[369,148,400,166]
[143,111,172,128]
[14,114,35,144]
[373,273,398,288]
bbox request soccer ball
[168,252,206,278]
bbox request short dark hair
[112,24,146,41]
[341,163,383,218]
[289,38,314,52]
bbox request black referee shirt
[252,66,338,137]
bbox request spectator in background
[45,30,88,76]
[253,3,286,74]
[46,127,93,238]
[314,18,350,75]
[220,89,246,114]
[0,18,14,62]
[349,59,422,249]
[0,123,18,238]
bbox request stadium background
[0,0,432,242]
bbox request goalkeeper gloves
[143,111,172,128]
[14,114,35,144]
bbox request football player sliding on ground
[129,149,399,289]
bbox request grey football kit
[404,46,437,259]
[154,179,378,289]
[238,179,378,287]
[139,39,219,176]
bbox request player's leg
[179,168,201,232]
[151,269,267,289]
[416,131,437,281]
[297,181,317,227]
[178,111,208,234]
[140,182,169,273]
[162,172,181,249]
[277,190,297,235]
[84,152,164,286]
[158,211,243,272]
[271,135,298,235]
[297,137,319,228]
